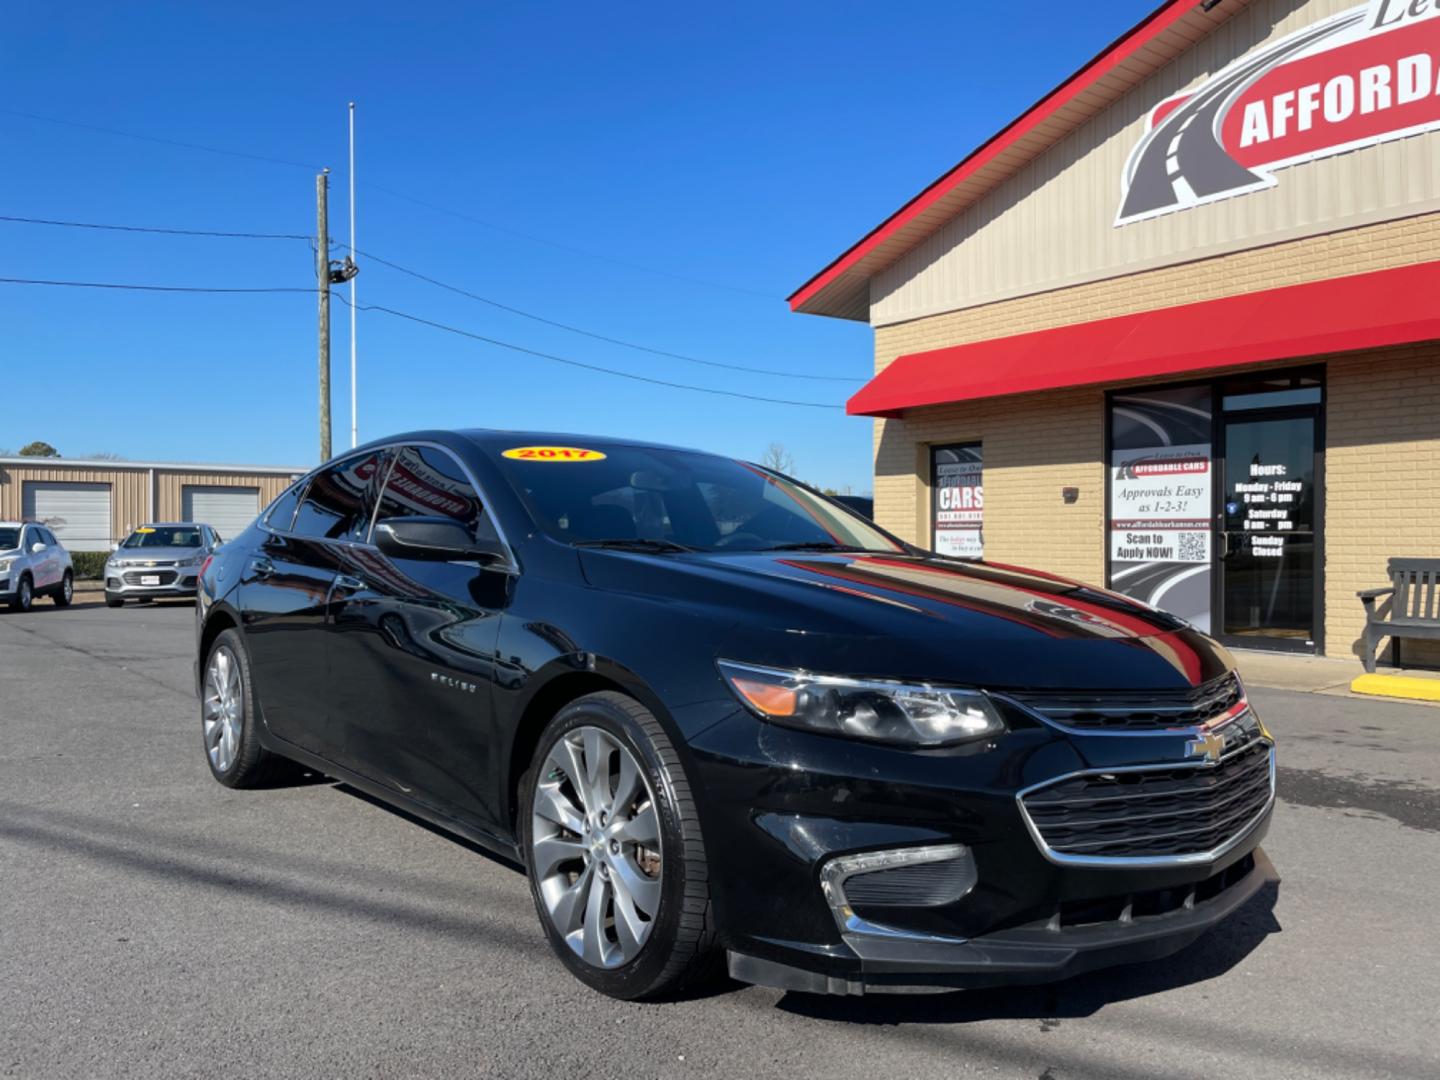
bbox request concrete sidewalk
[1233,648,1440,706]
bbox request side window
[375,445,498,544]
[292,449,391,542]
[263,481,306,533]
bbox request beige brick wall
[1327,346,1440,664]
[869,217,1440,663]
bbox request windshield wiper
[757,541,871,553]
[573,538,697,554]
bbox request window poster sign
[933,444,983,559]
[1108,388,1213,631]
[1117,1,1440,224]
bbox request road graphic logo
[1117,1,1440,225]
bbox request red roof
[847,261,1440,417]
[789,0,1244,321]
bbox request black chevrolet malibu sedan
[195,429,1277,999]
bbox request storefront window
[931,444,983,559]
[1106,386,1214,632]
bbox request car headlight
[717,660,1006,747]
[179,555,202,567]
[0,557,13,576]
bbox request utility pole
[348,101,358,450]
[316,168,332,463]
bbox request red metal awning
[847,261,1440,417]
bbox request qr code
[1177,531,1207,562]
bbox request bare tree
[760,442,795,476]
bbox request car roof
[135,522,204,529]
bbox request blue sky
[2,1,1156,490]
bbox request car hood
[578,548,1233,691]
[0,546,19,559]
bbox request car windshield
[0,527,20,550]
[121,526,203,549]
[493,444,902,554]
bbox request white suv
[0,521,75,612]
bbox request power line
[0,213,310,241]
[334,293,843,411]
[2,107,778,300]
[343,244,859,383]
[359,182,779,301]
[0,276,311,294]
[0,107,321,170]
[0,210,853,382]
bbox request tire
[9,574,33,613]
[105,592,124,609]
[520,691,719,1000]
[136,597,154,605]
[52,571,73,607]
[201,628,280,788]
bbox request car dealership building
[0,457,301,550]
[793,0,1440,663]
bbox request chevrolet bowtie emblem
[1186,732,1226,764]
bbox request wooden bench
[1357,558,1440,673]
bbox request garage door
[181,486,260,543]
[22,482,113,552]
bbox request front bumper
[729,846,1277,994]
[681,699,1278,994]
[105,567,199,598]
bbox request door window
[1221,415,1317,644]
[374,445,498,544]
[291,450,392,542]
[263,482,306,533]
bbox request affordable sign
[1118,1,1440,224]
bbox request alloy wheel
[202,646,244,773]
[531,725,663,969]
[19,578,32,610]
[61,575,72,603]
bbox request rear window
[122,526,204,549]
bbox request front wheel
[105,592,124,609]
[52,571,73,607]
[9,575,33,612]
[520,692,718,1000]
[201,629,279,788]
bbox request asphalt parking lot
[3,599,1439,1080]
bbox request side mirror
[374,517,507,565]
[110,542,120,552]
[31,542,46,554]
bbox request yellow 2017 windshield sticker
[502,446,607,462]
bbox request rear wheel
[52,571,73,607]
[9,575,33,612]
[202,629,279,788]
[520,691,718,1000]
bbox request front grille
[1020,739,1274,861]
[122,570,178,586]
[1011,672,1244,731]
[845,857,976,908]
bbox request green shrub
[70,551,109,580]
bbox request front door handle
[334,574,366,592]
[250,557,275,580]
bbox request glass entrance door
[1218,410,1321,651]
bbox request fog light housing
[820,844,977,940]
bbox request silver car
[105,523,221,608]
[0,521,75,612]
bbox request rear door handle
[335,574,366,592]
[250,557,275,580]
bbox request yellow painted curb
[1350,673,1440,702]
